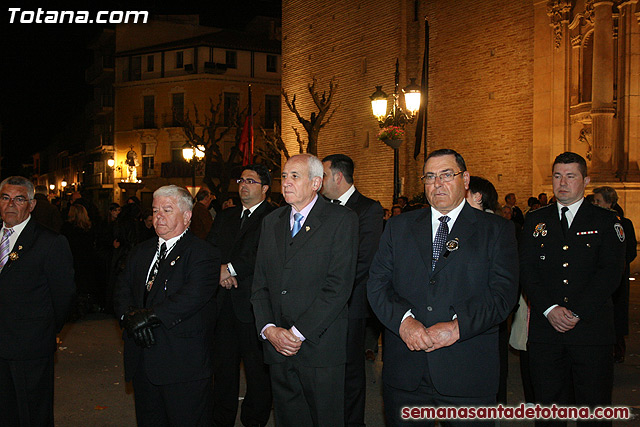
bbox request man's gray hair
[0,176,35,199]
[153,185,194,212]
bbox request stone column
[617,1,640,180]
[590,1,616,180]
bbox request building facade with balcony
[112,16,281,207]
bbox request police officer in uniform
[520,152,625,427]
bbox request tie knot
[242,209,250,218]
[3,228,14,238]
[159,242,167,254]
[439,215,450,224]
[332,199,341,205]
[294,212,303,222]
[561,206,569,214]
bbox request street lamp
[182,143,206,196]
[49,184,55,191]
[107,158,115,168]
[370,58,421,201]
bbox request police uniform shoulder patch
[614,223,625,242]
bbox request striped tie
[0,228,15,270]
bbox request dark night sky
[0,0,280,177]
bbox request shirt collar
[336,185,356,206]
[557,198,583,219]
[431,199,465,224]
[158,228,188,252]
[290,194,318,222]
[242,199,265,217]
[2,215,31,235]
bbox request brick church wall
[282,0,534,209]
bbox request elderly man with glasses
[368,149,518,426]
[0,176,75,427]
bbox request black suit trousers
[270,359,344,427]
[528,342,613,427]
[383,366,494,427]
[0,355,54,427]
[344,317,366,427]
[132,362,213,427]
[212,293,272,427]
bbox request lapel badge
[614,223,625,242]
[443,238,459,258]
[305,226,310,232]
[170,256,180,266]
[533,223,546,237]
[17,246,22,250]
[8,252,18,261]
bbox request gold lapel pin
[305,226,310,232]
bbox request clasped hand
[264,326,302,357]
[546,306,579,333]
[123,308,161,348]
[399,317,459,352]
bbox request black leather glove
[123,308,161,348]
[133,326,156,348]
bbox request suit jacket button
[429,279,435,285]
[563,279,569,284]
[562,245,569,250]
[281,290,287,295]
[427,306,433,311]
[563,297,569,303]
[563,263,569,267]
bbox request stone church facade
[281,0,639,232]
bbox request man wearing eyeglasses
[368,149,518,426]
[0,176,75,427]
[207,164,275,427]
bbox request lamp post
[182,143,205,196]
[370,59,421,201]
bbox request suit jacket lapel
[274,207,290,263]
[1,219,37,275]
[412,209,433,272]
[433,202,478,275]
[285,197,326,264]
[146,235,190,303]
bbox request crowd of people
[0,149,635,427]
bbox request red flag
[239,85,253,166]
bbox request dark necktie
[146,242,167,291]
[560,206,569,237]
[332,199,341,205]
[240,209,250,229]
[432,216,450,271]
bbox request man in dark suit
[251,154,358,426]
[207,164,275,427]
[521,153,625,427]
[191,188,214,240]
[321,154,383,427]
[31,184,63,233]
[115,184,219,427]
[505,193,524,229]
[592,186,637,363]
[368,149,518,426]
[0,176,75,427]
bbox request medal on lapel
[533,223,547,237]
